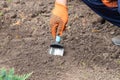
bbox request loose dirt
[0,0,120,80]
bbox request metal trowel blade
[49,43,64,56]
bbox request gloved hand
[102,0,118,8]
[50,2,68,38]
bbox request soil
[0,0,120,80]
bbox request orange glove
[102,0,118,8]
[50,2,68,38]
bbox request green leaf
[21,72,32,80]
[0,68,32,80]
[9,68,14,76]
[0,75,3,80]
[0,68,6,78]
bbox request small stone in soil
[2,2,8,8]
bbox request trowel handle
[56,36,61,43]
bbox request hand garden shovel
[49,36,64,56]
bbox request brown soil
[0,0,120,80]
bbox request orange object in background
[102,0,118,8]
[50,2,68,38]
